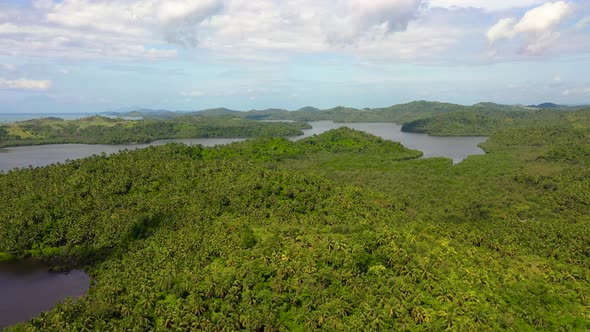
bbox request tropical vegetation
[0,115,310,147]
[0,106,589,331]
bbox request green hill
[195,108,241,117]
[399,106,585,136]
[1,118,589,330]
[0,115,311,147]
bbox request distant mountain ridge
[526,102,588,110]
[193,108,240,117]
[108,101,590,123]
[473,102,537,112]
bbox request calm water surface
[0,122,486,172]
[296,121,486,163]
[0,260,89,329]
[0,138,245,173]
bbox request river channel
[0,121,487,173]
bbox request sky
[0,0,589,113]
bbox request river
[0,121,486,172]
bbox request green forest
[0,115,310,147]
[116,100,589,136]
[2,101,587,149]
[0,106,589,330]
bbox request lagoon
[0,121,487,173]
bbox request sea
[0,113,105,123]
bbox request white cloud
[574,15,590,30]
[199,0,453,61]
[44,0,224,45]
[353,22,462,60]
[429,0,546,11]
[0,0,584,64]
[46,0,147,36]
[181,90,205,97]
[0,78,52,91]
[329,0,424,41]
[486,1,574,55]
[0,0,469,62]
[203,0,425,50]
[0,23,20,34]
[486,18,516,44]
[522,31,560,54]
[0,0,226,60]
[514,1,573,33]
[159,0,225,46]
[562,87,590,96]
[0,22,177,60]
[33,0,54,10]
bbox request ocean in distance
[0,113,102,123]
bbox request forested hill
[1,123,588,330]
[112,101,590,137]
[118,101,473,123]
[0,115,311,147]
[400,107,590,136]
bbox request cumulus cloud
[2,0,583,63]
[44,0,224,46]
[486,18,516,45]
[325,0,424,42]
[0,0,209,60]
[160,0,224,46]
[353,22,462,60]
[202,0,425,50]
[0,0,223,60]
[486,1,574,55]
[513,1,573,33]
[0,0,463,62]
[199,0,441,60]
[0,78,52,91]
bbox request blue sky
[0,0,589,113]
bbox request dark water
[0,260,90,329]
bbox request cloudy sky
[0,0,589,113]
